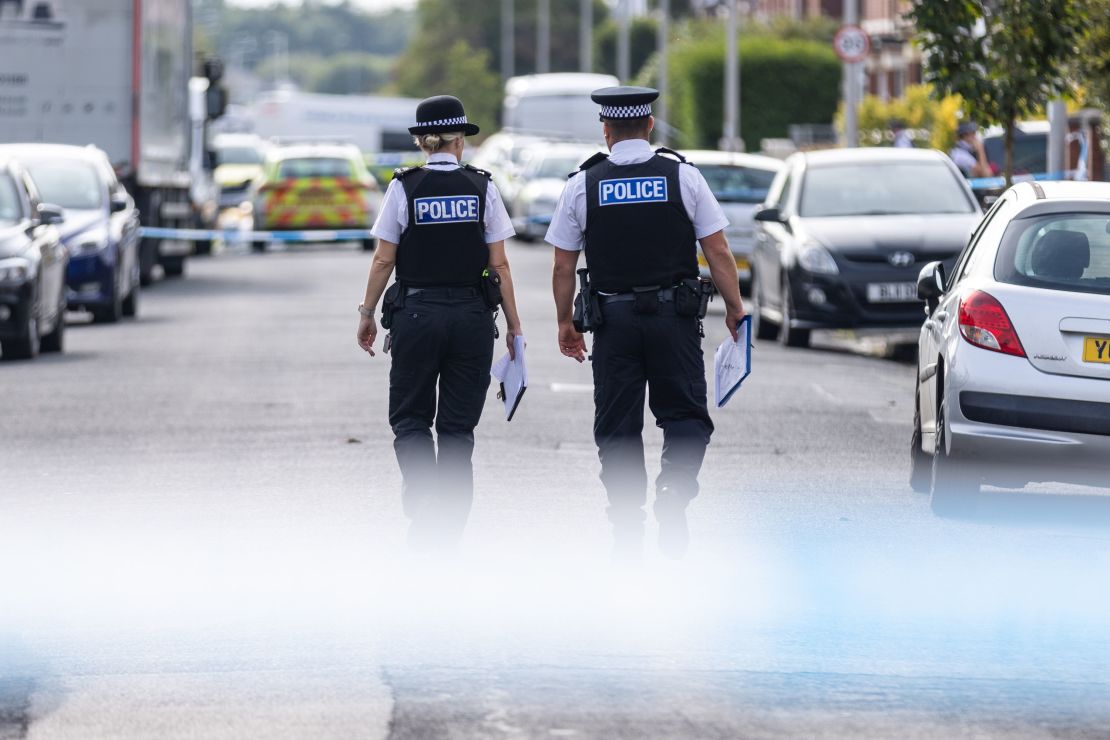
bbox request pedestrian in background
[356,95,523,552]
[949,121,993,179]
[545,86,745,560]
[890,119,913,148]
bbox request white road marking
[550,383,594,394]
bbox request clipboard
[714,315,752,408]
[491,335,527,421]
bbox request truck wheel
[162,256,186,278]
[193,239,213,256]
[2,313,40,361]
[361,238,377,252]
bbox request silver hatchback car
[911,181,1110,514]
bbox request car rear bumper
[946,345,1110,486]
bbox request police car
[251,141,379,251]
[685,150,783,294]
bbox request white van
[502,73,620,142]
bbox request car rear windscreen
[699,165,777,204]
[0,175,20,223]
[800,162,976,217]
[996,213,1110,296]
[24,160,103,210]
[277,158,352,179]
[217,146,264,166]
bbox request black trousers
[591,301,714,523]
[388,290,494,541]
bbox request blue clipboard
[715,315,752,408]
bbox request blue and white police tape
[967,171,1076,191]
[139,226,375,243]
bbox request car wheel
[909,388,931,493]
[92,282,123,324]
[751,269,779,341]
[779,278,811,348]
[122,284,139,318]
[252,241,267,254]
[41,309,65,354]
[361,238,377,252]
[2,312,40,360]
[139,240,158,287]
[193,239,213,256]
[930,402,978,516]
[162,256,186,278]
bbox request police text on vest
[414,195,480,225]
[598,177,668,206]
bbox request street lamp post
[617,0,630,83]
[579,0,593,72]
[843,0,860,147]
[721,0,741,152]
[502,0,515,81]
[657,0,669,146]
[537,0,551,75]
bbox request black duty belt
[405,286,480,299]
[598,287,677,304]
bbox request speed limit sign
[833,25,870,63]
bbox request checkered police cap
[591,86,659,121]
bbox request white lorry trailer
[0,0,221,282]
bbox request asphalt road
[2,240,1110,739]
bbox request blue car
[0,144,141,323]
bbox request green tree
[1077,0,1110,110]
[395,39,502,137]
[910,0,1088,184]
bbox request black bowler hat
[591,86,659,121]
[408,95,480,136]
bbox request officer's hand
[726,305,746,342]
[357,315,378,356]
[506,326,524,361]
[558,322,587,363]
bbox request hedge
[666,31,841,150]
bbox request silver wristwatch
[358,304,373,318]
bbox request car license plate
[1083,336,1110,363]
[866,282,918,303]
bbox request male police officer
[545,86,745,558]
[357,95,522,551]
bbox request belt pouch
[674,279,701,317]
[632,286,660,315]
[381,282,403,329]
[481,269,503,309]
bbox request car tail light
[957,290,1026,357]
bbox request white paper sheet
[491,335,527,421]
[714,316,752,408]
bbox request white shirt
[370,152,516,244]
[544,138,729,252]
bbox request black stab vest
[397,166,489,287]
[583,154,698,293]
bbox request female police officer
[356,95,522,550]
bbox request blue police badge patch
[598,176,668,206]
[414,195,480,225]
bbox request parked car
[751,148,982,348]
[0,144,141,323]
[469,131,547,211]
[510,143,603,241]
[685,150,783,294]
[212,133,268,209]
[911,181,1110,514]
[0,158,68,360]
[251,141,379,252]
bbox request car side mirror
[37,203,65,225]
[109,192,129,213]
[754,206,784,223]
[917,261,946,311]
